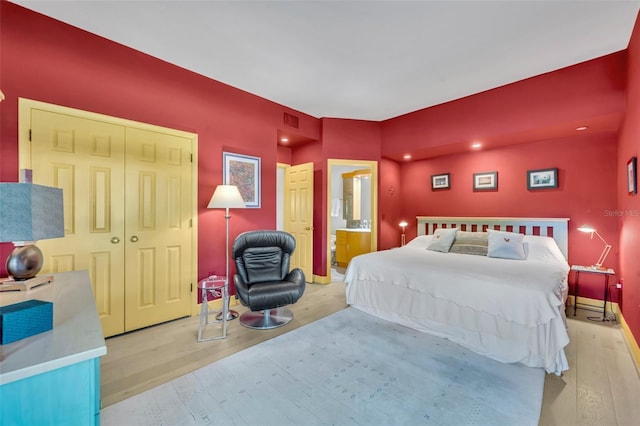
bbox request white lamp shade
[208,185,246,209]
[0,183,64,242]
[577,224,596,233]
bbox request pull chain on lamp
[208,185,246,320]
[577,224,611,270]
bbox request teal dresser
[0,270,106,425]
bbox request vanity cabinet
[335,229,371,267]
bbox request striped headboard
[416,216,570,259]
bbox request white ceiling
[11,0,640,121]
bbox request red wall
[312,118,383,276]
[618,14,640,343]
[399,135,619,300]
[378,158,402,250]
[0,2,320,284]
[381,53,626,161]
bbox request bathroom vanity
[335,228,371,267]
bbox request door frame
[276,163,288,232]
[327,159,378,281]
[17,98,200,316]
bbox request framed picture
[223,152,261,208]
[527,168,558,190]
[431,173,450,190]
[628,156,637,194]
[473,171,498,191]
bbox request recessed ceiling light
[576,126,588,131]
[280,137,289,143]
[403,154,412,160]
[471,142,482,149]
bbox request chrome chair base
[239,307,293,330]
[216,309,239,321]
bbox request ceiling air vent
[283,112,299,129]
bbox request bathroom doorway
[327,159,378,282]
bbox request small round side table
[197,276,228,341]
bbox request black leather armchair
[233,230,306,329]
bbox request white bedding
[345,234,571,375]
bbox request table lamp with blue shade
[0,183,64,287]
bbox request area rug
[102,308,544,425]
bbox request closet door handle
[130,235,139,243]
[111,237,120,244]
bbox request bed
[345,216,571,375]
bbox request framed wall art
[527,168,558,190]
[473,171,498,191]
[628,156,637,194]
[431,173,450,190]
[223,152,261,208]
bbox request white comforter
[345,235,571,374]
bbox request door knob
[130,235,139,243]
[110,237,120,244]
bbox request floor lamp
[208,184,246,320]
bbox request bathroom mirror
[342,169,371,228]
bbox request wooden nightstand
[571,265,616,321]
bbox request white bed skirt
[347,279,569,375]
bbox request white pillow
[404,235,432,249]
[487,230,526,260]
[523,235,567,263]
[427,228,458,252]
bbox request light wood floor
[101,282,640,425]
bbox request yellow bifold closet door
[23,100,194,337]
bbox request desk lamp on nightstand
[577,224,612,270]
